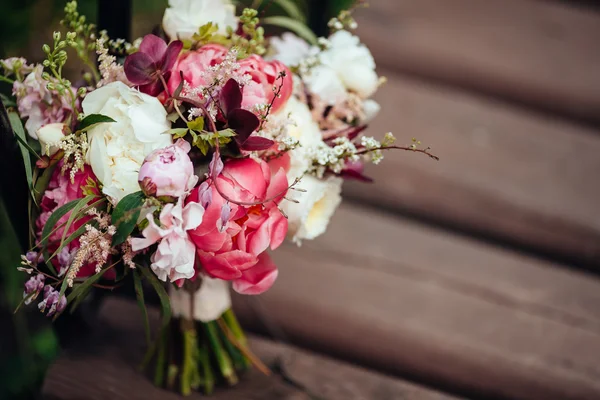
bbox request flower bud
[38,286,67,317]
[138,139,198,198]
[37,123,68,156]
[23,274,45,305]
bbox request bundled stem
[143,305,264,396]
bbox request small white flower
[162,0,237,41]
[82,81,172,202]
[168,276,231,322]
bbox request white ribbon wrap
[168,276,232,322]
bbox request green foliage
[111,191,146,246]
[8,112,34,195]
[262,15,318,45]
[231,8,266,58]
[77,113,116,132]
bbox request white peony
[162,0,237,41]
[37,123,66,156]
[82,81,172,202]
[304,30,379,104]
[282,175,343,244]
[168,276,231,322]
[268,33,311,66]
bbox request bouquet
[3,0,437,395]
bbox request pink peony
[167,44,229,95]
[237,55,293,113]
[138,139,198,198]
[187,157,289,294]
[131,198,205,282]
[35,161,113,279]
[168,44,293,113]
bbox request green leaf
[273,0,306,23]
[217,129,236,138]
[167,128,189,139]
[262,16,318,46]
[111,191,145,246]
[8,112,34,193]
[0,92,16,108]
[34,159,60,205]
[58,195,94,253]
[133,270,151,346]
[65,264,112,311]
[77,113,116,132]
[187,117,205,132]
[139,265,171,331]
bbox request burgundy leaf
[124,52,156,85]
[228,108,260,143]
[139,79,164,97]
[241,136,275,151]
[220,79,243,116]
[139,34,168,65]
[162,40,183,72]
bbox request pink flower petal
[232,253,278,295]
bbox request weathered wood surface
[232,203,600,400]
[343,69,600,268]
[355,0,600,124]
[43,298,460,400]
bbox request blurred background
[1,0,600,399]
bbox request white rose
[37,123,66,156]
[282,175,343,244]
[82,81,172,202]
[268,33,311,66]
[305,30,379,104]
[162,0,237,41]
[168,276,231,322]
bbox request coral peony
[187,157,288,294]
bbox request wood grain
[355,0,600,124]
[343,70,600,268]
[233,203,600,400]
[42,298,459,400]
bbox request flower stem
[204,321,238,385]
[179,319,196,396]
[153,327,168,387]
[199,340,215,394]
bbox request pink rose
[187,157,289,294]
[168,45,293,113]
[138,139,198,198]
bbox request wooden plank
[233,203,600,400]
[343,69,600,268]
[42,298,459,400]
[355,0,600,124]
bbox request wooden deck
[45,1,600,399]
